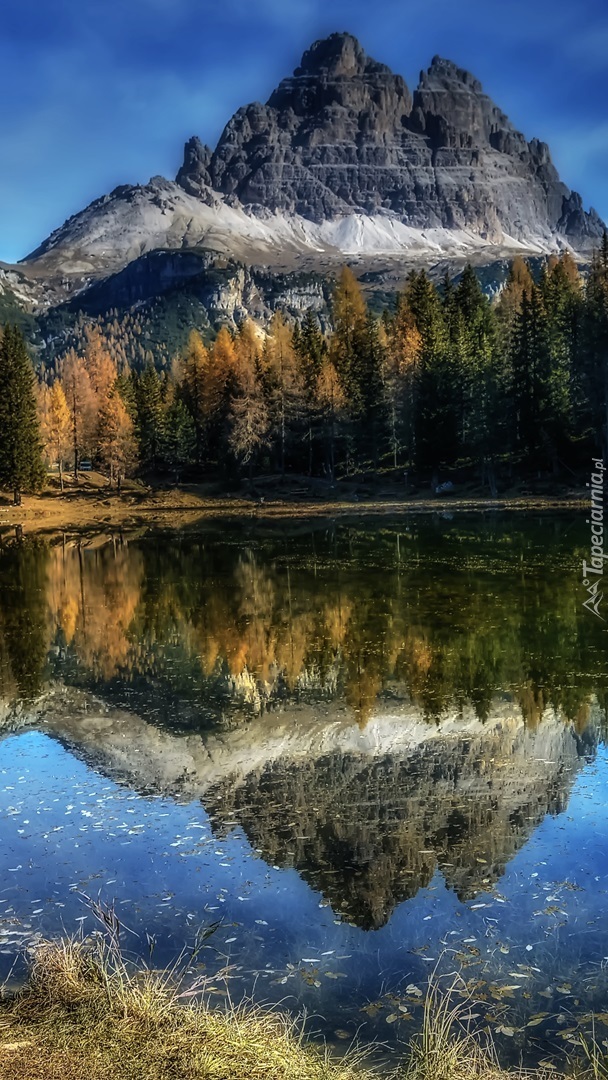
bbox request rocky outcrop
[175,136,213,197]
[200,32,603,247]
[61,247,330,329]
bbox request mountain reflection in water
[0,516,607,1063]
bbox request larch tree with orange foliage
[57,349,95,480]
[229,322,269,476]
[84,328,119,457]
[264,312,305,476]
[97,389,138,492]
[207,328,238,461]
[39,381,71,491]
[316,357,346,481]
[181,330,210,463]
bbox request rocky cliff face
[18,31,604,303]
[182,32,603,247]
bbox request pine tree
[354,312,388,468]
[451,265,499,475]
[136,365,166,471]
[163,396,196,480]
[295,310,326,475]
[383,295,422,469]
[510,285,551,462]
[540,254,583,468]
[330,267,368,411]
[581,242,608,459]
[0,326,45,505]
[404,272,452,475]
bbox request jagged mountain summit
[20,31,605,294]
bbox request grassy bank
[0,938,580,1080]
[0,471,589,536]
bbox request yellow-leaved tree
[316,357,346,481]
[97,389,138,492]
[264,312,304,476]
[39,381,71,491]
[229,322,269,477]
[58,349,95,479]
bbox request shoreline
[0,483,589,537]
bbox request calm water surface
[0,515,607,1067]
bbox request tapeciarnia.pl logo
[582,458,606,620]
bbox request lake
[0,514,607,1068]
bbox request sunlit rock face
[205,33,603,249]
[19,32,603,302]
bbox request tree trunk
[59,459,64,493]
[73,399,79,482]
[13,488,21,506]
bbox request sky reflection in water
[0,515,607,1066]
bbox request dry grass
[0,937,375,1080]
[404,979,510,1080]
[1,937,594,1080]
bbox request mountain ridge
[4,31,606,329]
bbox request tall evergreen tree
[136,365,166,471]
[163,395,196,480]
[354,312,388,468]
[330,267,368,413]
[510,285,551,462]
[452,265,499,476]
[540,254,583,467]
[383,294,422,469]
[295,310,326,474]
[582,237,608,458]
[0,326,45,505]
[405,272,453,474]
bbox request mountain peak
[293,31,387,79]
[422,56,483,93]
[21,29,605,286]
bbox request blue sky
[1,0,607,264]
